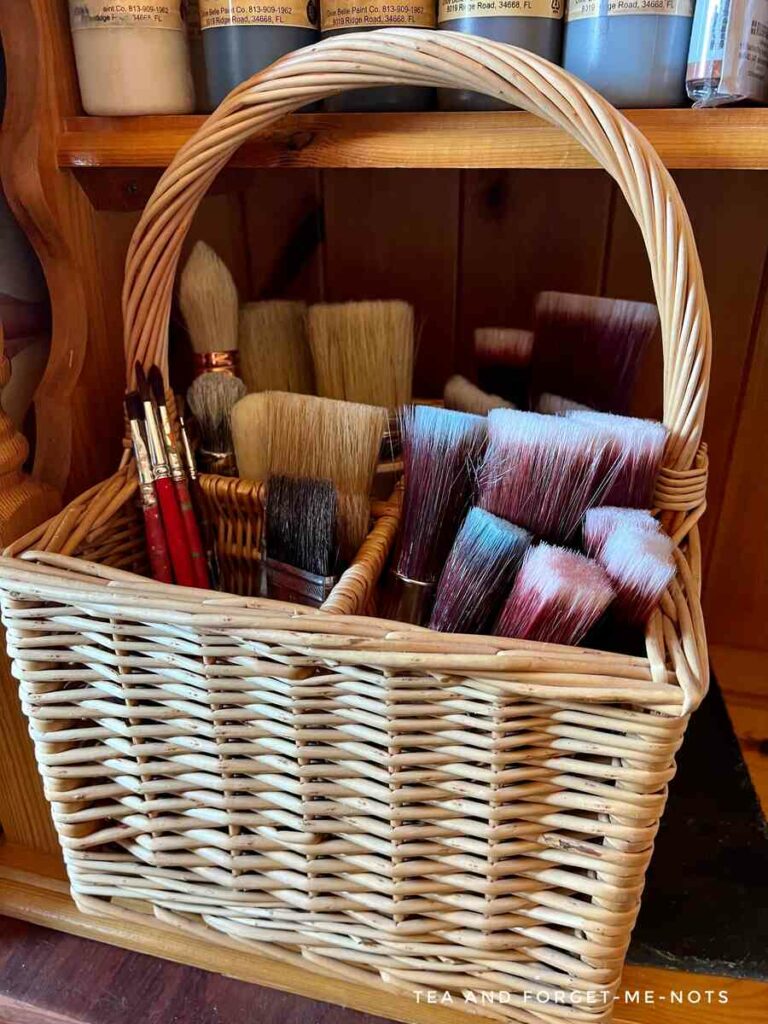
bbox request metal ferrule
[261,556,338,609]
[385,570,437,627]
[198,448,238,477]
[178,414,198,481]
[192,350,239,377]
[157,403,186,481]
[129,419,155,490]
[142,401,170,479]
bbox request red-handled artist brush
[177,401,220,589]
[136,365,197,588]
[148,365,210,589]
[125,391,173,584]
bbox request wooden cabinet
[0,0,766,1017]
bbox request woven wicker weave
[0,30,710,1023]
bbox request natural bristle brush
[179,241,240,377]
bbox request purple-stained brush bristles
[475,328,534,407]
[567,410,668,508]
[429,508,532,635]
[478,409,619,544]
[495,544,615,647]
[598,527,676,626]
[395,405,488,588]
[531,292,659,414]
[583,506,660,559]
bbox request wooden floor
[0,644,765,1024]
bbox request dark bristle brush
[263,475,339,607]
[148,365,210,589]
[429,507,532,635]
[125,391,173,585]
[474,328,534,408]
[387,405,487,626]
[531,292,659,415]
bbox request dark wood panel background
[85,166,768,651]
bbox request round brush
[179,241,240,378]
[429,507,531,635]
[186,372,247,476]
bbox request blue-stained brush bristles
[531,292,659,414]
[395,406,487,586]
[568,410,668,509]
[495,543,615,647]
[429,508,532,635]
[478,409,619,544]
[599,526,676,626]
[583,506,660,559]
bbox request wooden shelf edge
[58,109,768,171]
[1,844,766,1024]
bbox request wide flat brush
[429,507,531,635]
[495,544,615,646]
[186,372,247,476]
[264,475,339,607]
[388,406,487,625]
[239,301,314,395]
[136,365,197,588]
[536,393,593,416]
[531,292,659,414]
[443,375,514,416]
[474,328,534,408]
[179,241,240,377]
[567,410,668,508]
[125,391,173,584]
[597,525,676,626]
[583,506,660,560]
[231,392,387,560]
[478,409,618,544]
[307,300,414,408]
[148,365,209,589]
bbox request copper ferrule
[192,350,239,377]
[142,401,170,479]
[177,414,198,481]
[128,419,155,490]
[156,403,186,481]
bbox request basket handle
[122,28,710,476]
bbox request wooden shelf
[58,109,768,171]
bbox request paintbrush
[263,475,339,607]
[307,300,414,408]
[478,409,618,544]
[135,365,197,587]
[179,241,240,378]
[125,391,174,584]
[387,405,487,626]
[177,398,220,588]
[443,375,515,416]
[583,506,660,560]
[567,410,668,509]
[530,292,659,414]
[186,372,247,476]
[148,366,209,589]
[231,391,387,561]
[475,327,534,408]
[536,393,593,416]
[429,507,531,635]
[239,300,315,395]
[598,526,676,626]
[495,544,615,646]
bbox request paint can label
[567,0,693,20]
[200,0,319,29]
[320,0,435,31]
[70,1,185,29]
[440,0,563,20]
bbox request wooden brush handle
[141,503,174,584]
[154,476,197,587]
[173,477,210,589]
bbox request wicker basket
[0,30,711,1024]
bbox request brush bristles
[474,328,534,368]
[583,506,660,559]
[478,410,617,543]
[179,242,239,354]
[186,372,246,454]
[266,475,338,577]
[239,301,315,395]
[496,544,615,646]
[599,527,675,625]
[537,393,593,416]
[395,406,487,585]
[443,376,514,416]
[429,508,531,635]
[125,391,144,422]
[567,410,668,508]
[308,300,414,408]
[231,392,386,559]
[531,292,659,414]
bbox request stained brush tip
[125,390,144,422]
[147,365,167,406]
